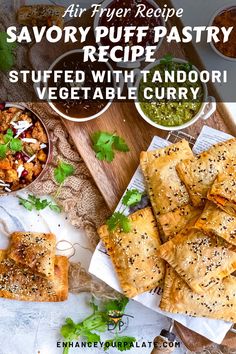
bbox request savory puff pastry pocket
[140,140,193,216]
[8,232,56,279]
[208,168,236,216]
[160,266,236,323]
[176,138,236,207]
[159,204,202,242]
[195,202,236,246]
[98,207,165,298]
[158,226,236,294]
[0,250,68,302]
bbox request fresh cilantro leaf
[63,345,70,354]
[27,194,37,202]
[35,198,49,211]
[82,311,108,333]
[122,189,143,207]
[54,161,75,184]
[6,129,13,137]
[92,132,115,162]
[0,144,7,159]
[90,299,99,314]
[104,336,136,352]
[18,194,62,213]
[91,131,129,162]
[0,129,22,158]
[92,131,114,146]
[106,191,142,235]
[49,204,62,213]
[113,136,129,152]
[9,138,22,152]
[61,318,78,340]
[107,212,131,233]
[95,147,115,163]
[3,129,13,144]
[105,297,129,314]
[60,304,108,353]
[80,330,100,342]
[54,167,65,184]
[60,298,134,354]
[18,197,34,211]
[104,339,114,351]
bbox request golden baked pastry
[160,266,236,323]
[8,232,56,278]
[159,204,202,242]
[195,201,236,246]
[140,140,193,216]
[98,208,165,298]
[17,5,65,28]
[208,168,236,216]
[0,251,68,302]
[176,138,236,207]
[158,226,236,294]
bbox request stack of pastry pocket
[98,138,236,323]
[97,140,194,298]
[0,232,68,302]
[141,139,236,323]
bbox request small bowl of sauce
[209,6,236,61]
[46,50,116,122]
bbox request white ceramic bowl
[209,5,236,62]
[135,58,216,131]
[93,0,165,68]
[35,49,120,122]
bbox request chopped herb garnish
[54,160,75,197]
[60,297,135,354]
[104,336,136,352]
[91,131,129,162]
[18,161,75,213]
[0,128,22,159]
[122,189,143,207]
[18,194,61,213]
[107,189,143,233]
[107,212,131,233]
[54,161,75,184]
